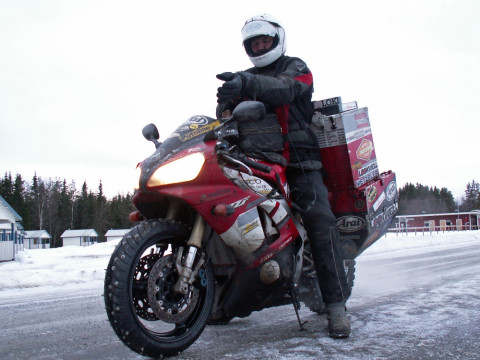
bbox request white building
[104,229,130,242]
[0,195,23,261]
[24,230,51,249]
[61,229,99,247]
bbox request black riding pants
[286,168,348,304]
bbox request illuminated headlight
[147,152,205,187]
[134,164,142,190]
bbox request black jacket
[218,55,321,169]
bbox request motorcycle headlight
[147,152,205,187]
[134,163,142,191]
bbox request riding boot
[326,302,351,338]
[308,228,350,338]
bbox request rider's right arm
[238,59,312,106]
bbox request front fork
[172,213,206,295]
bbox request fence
[0,225,24,261]
[387,224,479,236]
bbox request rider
[216,14,351,338]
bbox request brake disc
[147,254,200,324]
[132,253,161,321]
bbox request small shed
[24,230,51,249]
[105,229,130,242]
[0,195,24,261]
[61,229,99,247]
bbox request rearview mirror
[142,123,162,148]
[232,101,266,122]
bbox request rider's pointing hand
[216,72,243,103]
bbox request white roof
[61,229,99,238]
[0,195,22,223]
[25,230,51,239]
[105,229,130,237]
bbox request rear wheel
[301,244,356,313]
[104,219,214,358]
[343,259,356,299]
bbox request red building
[395,210,480,232]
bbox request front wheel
[104,219,215,358]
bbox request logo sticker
[295,61,306,71]
[386,181,397,201]
[230,196,251,209]
[244,22,262,33]
[241,175,273,195]
[319,97,340,107]
[356,139,373,161]
[354,199,365,210]
[352,160,362,170]
[180,122,220,142]
[367,186,377,203]
[188,115,209,126]
[358,162,378,177]
[336,216,365,233]
[373,191,386,212]
[242,219,260,235]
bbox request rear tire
[104,219,214,358]
[343,259,356,299]
[301,244,356,313]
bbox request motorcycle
[104,100,398,358]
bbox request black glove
[216,72,243,103]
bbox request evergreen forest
[397,180,480,215]
[1,172,479,247]
[1,172,134,247]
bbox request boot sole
[328,331,350,339]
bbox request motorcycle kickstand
[290,285,307,331]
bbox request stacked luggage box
[310,97,399,258]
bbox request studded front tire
[104,219,215,358]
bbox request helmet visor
[243,35,280,57]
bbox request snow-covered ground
[0,240,118,304]
[1,230,480,359]
[1,230,479,304]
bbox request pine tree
[28,173,50,230]
[460,180,480,211]
[0,172,14,203]
[55,180,72,247]
[74,181,90,229]
[12,174,26,216]
[93,181,108,242]
[398,182,456,215]
[108,193,134,229]
[44,179,63,248]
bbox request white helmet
[241,14,286,68]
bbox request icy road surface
[0,231,479,359]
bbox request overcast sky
[1,0,479,201]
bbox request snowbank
[1,230,479,302]
[362,230,480,257]
[0,240,120,303]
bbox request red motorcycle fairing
[133,140,301,270]
[134,141,254,234]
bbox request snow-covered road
[0,231,479,359]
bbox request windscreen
[158,115,220,158]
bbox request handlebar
[235,153,272,174]
[216,144,287,200]
[216,148,272,174]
